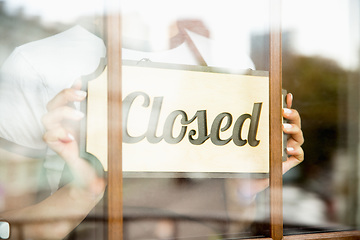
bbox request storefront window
[282,0,360,235]
[120,0,275,239]
[1,0,359,239]
[0,0,108,239]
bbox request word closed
[123,91,263,147]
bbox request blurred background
[0,0,359,239]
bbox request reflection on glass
[121,0,274,239]
[121,0,269,71]
[282,0,360,235]
[0,0,107,239]
[123,177,270,239]
[3,0,355,239]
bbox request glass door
[0,1,108,239]
[117,0,278,239]
[281,0,360,237]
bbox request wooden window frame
[105,0,360,239]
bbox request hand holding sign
[42,81,105,196]
[228,93,305,202]
[282,93,304,174]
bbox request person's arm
[1,83,105,240]
[1,179,104,239]
[225,93,304,232]
[282,92,304,174]
[228,93,305,200]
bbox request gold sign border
[79,58,107,176]
[79,60,288,178]
[123,60,271,178]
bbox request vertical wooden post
[106,4,123,240]
[269,0,283,239]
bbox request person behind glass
[0,15,304,240]
[0,25,106,239]
[120,11,304,238]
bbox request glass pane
[0,1,108,239]
[282,0,360,235]
[121,0,275,239]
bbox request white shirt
[123,29,255,71]
[0,25,106,156]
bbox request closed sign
[82,62,269,173]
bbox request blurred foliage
[283,54,350,185]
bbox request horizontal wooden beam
[283,230,360,240]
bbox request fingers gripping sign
[42,81,87,160]
[282,93,305,174]
[233,93,305,201]
[42,81,104,194]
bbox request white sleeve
[0,48,48,158]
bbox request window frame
[105,0,360,239]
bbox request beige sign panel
[85,66,108,171]
[83,63,269,173]
[80,61,108,172]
